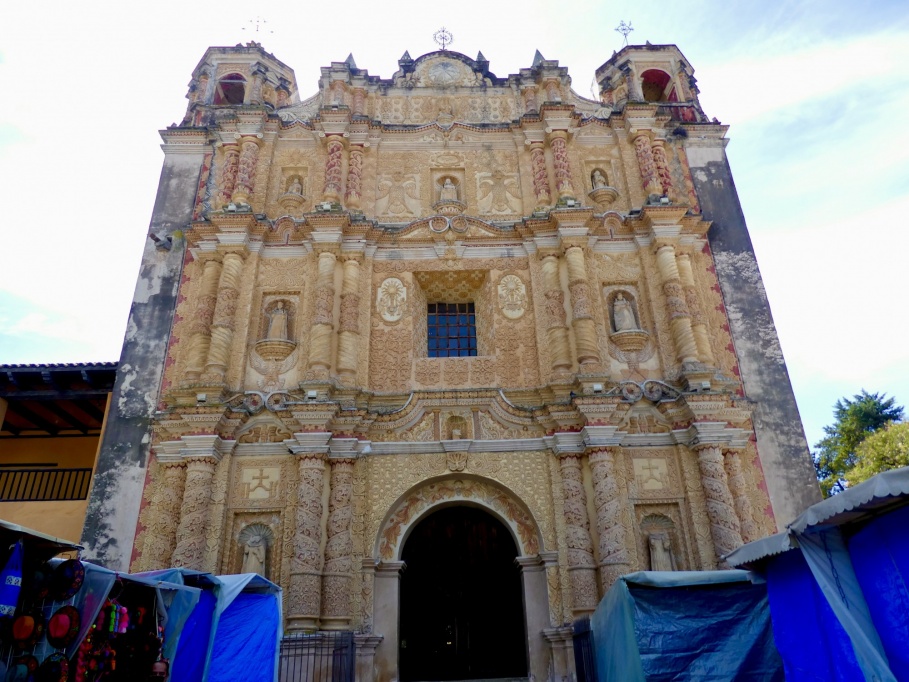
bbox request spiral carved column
[321,458,355,629]
[549,131,575,199]
[288,453,327,631]
[529,141,552,207]
[694,445,744,565]
[140,461,187,569]
[204,251,244,381]
[184,256,222,381]
[307,251,338,378]
[171,457,217,570]
[676,253,715,365]
[558,454,598,615]
[322,136,345,203]
[231,136,262,205]
[565,246,601,369]
[588,448,630,593]
[541,254,572,374]
[335,258,361,382]
[651,139,675,198]
[724,449,759,543]
[218,143,240,206]
[345,145,364,210]
[654,244,699,365]
[633,132,663,196]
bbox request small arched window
[640,69,676,103]
[213,73,247,105]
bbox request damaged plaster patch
[81,457,147,570]
[713,250,765,289]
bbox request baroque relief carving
[377,278,407,323]
[497,275,527,320]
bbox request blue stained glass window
[427,302,477,358]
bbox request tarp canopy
[0,519,81,561]
[590,570,783,682]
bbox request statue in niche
[266,301,289,340]
[648,531,676,571]
[613,293,639,332]
[287,176,303,195]
[440,177,459,202]
[592,169,608,189]
[238,524,273,576]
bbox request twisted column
[588,448,630,593]
[651,139,674,197]
[558,454,598,615]
[322,136,345,203]
[335,258,362,381]
[204,251,244,381]
[529,141,552,206]
[633,132,663,196]
[307,251,337,377]
[218,143,240,206]
[540,253,572,373]
[184,256,222,381]
[676,252,715,365]
[231,136,262,205]
[140,461,187,569]
[321,458,355,628]
[549,131,574,199]
[345,145,364,210]
[565,246,601,369]
[694,445,743,564]
[654,244,699,365]
[288,453,327,630]
[171,457,217,570]
[724,449,759,543]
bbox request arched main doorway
[399,506,528,682]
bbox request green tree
[813,390,904,496]
[845,421,909,486]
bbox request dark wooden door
[399,506,527,681]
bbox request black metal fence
[279,632,355,682]
[0,468,92,501]
[573,617,597,682]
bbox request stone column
[287,453,327,631]
[557,454,598,615]
[632,132,663,196]
[651,139,675,198]
[588,448,630,593]
[373,561,405,682]
[522,86,538,114]
[724,449,759,543]
[676,252,715,365]
[564,246,601,369]
[354,634,384,682]
[184,256,222,381]
[694,445,744,565]
[654,244,699,365]
[548,131,574,199]
[218,142,240,206]
[541,253,572,374]
[345,145,364,210]
[143,461,187,569]
[231,135,262,205]
[516,556,554,682]
[352,88,366,116]
[322,135,345,203]
[529,141,552,207]
[204,251,244,382]
[542,627,577,682]
[360,558,376,633]
[307,251,337,379]
[321,457,355,629]
[171,457,218,570]
[336,258,362,381]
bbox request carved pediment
[409,53,488,88]
[395,215,513,242]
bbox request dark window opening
[427,302,477,358]
[214,73,247,105]
[641,68,673,103]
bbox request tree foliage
[845,421,909,486]
[813,390,904,496]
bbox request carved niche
[639,512,685,571]
[604,286,653,366]
[588,166,619,207]
[236,521,277,578]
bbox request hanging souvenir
[50,560,84,601]
[35,653,68,682]
[5,655,38,682]
[0,540,24,619]
[11,609,45,649]
[46,605,80,649]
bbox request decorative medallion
[377,277,407,323]
[497,274,527,319]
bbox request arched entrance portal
[399,506,528,681]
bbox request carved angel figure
[378,172,420,215]
[478,170,521,213]
[250,348,298,392]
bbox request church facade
[83,41,820,681]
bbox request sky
[1,0,908,448]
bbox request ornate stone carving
[477,171,521,215]
[239,522,274,575]
[558,455,598,614]
[377,278,407,323]
[233,137,261,205]
[345,145,364,209]
[369,327,411,392]
[588,449,629,592]
[137,461,186,570]
[549,132,574,199]
[322,137,345,202]
[446,452,468,472]
[633,133,662,196]
[694,445,743,564]
[724,450,759,543]
[529,142,552,206]
[288,454,326,630]
[218,144,240,207]
[376,171,420,217]
[494,275,527,321]
[323,458,355,624]
[172,457,217,570]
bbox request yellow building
[83,42,820,681]
[0,363,114,542]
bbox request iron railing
[0,468,92,501]
[279,631,355,682]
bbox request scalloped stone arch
[375,474,543,560]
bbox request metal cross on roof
[243,16,273,35]
[433,27,454,51]
[615,20,634,46]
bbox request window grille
[427,303,477,357]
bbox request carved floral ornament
[497,274,527,319]
[377,277,407,323]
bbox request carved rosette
[588,449,629,592]
[695,446,744,563]
[323,136,345,202]
[558,455,598,613]
[724,450,759,543]
[529,142,552,206]
[232,136,261,205]
[171,457,217,570]
[218,144,240,206]
[288,454,327,629]
[322,458,355,623]
[549,132,574,198]
[345,145,364,209]
[633,133,662,196]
